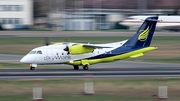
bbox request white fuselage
[20,40,127,65]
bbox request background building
[0,0,33,29]
[41,0,180,30]
[1,0,180,30]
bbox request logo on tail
[138,26,149,41]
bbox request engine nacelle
[68,44,94,55]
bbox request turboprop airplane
[20,16,159,70]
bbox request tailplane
[123,16,159,47]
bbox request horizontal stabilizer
[130,53,144,58]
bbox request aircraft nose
[20,57,26,63]
[20,55,31,63]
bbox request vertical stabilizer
[123,16,159,47]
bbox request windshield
[28,50,42,54]
[29,51,36,54]
[37,51,42,54]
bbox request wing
[83,44,112,48]
[64,43,112,55]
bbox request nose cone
[20,55,32,63]
[20,56,27,63]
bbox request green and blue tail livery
[123,16,159,47]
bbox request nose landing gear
[30,66,35,70]
[30,64,37,71]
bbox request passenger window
[37,51,42,54]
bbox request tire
[30,67,35,70]
[83,65,89,70]
[73,65,79,70]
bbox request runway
[1,61,180,80]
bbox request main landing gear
[83,65,89,70]
[73,65,89,70]
[73,65,79,70]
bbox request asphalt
[0,61,180,80]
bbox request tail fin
[123,16,159,47]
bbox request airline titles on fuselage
[44,55,71,61]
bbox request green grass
[0,36,179,46]
[0,36,179,45]
[0,62,72,68]
[0,94,155,101]
[127,57,180,64]
[0,37,128,45]
[0,62,27,68]
[139,57,180,63]
[0,78,180,101]
[152,36,180,45]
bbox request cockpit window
[29,51,36,54]
[28,50,42,54]
[37,51,42,54]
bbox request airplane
[20,16,159,70]
[120,15,180,31]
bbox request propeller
[63,42,70,54]
[63,37,71,54]
[44,37,50,46]
[43,37,70,54]
[63,46,69,51]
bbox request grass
[0,37,127,45]
[0,62,72,68]
[0,62,27,68]
[0,95,154,101]
[0,78,180,101]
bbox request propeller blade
[44,37,50,46]
[64,47,69,51]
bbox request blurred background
[0,0,180,101]
[0,0,180,31]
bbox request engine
[64,44,94,55]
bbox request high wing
[64,43,113,55]
[83,44,112,48]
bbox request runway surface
[1,61,180,80]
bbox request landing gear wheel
[83,65,89,70]
[73,65,79,70]
[30,67,35,70]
